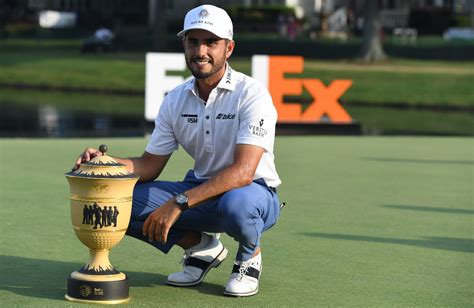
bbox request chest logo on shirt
[248,118,268,137]
[216,113,236,120]
[181,114,198,123]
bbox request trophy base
[66,274,130,304]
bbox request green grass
[1,38,473,107]
[0,51,146,91]
[0,137,472,306]
[301,69,474,107]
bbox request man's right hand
[72,147,101,171]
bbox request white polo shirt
[146,64,281,187]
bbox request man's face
[183,29,234,80]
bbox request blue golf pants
[125,170,281,261]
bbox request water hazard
[0,103,146,137]
[0,91,472,137]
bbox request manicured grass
[301,68,474,107]
[1,38,473,107]
[0,137,472,306]
[0,50,146,91]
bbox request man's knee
[218,189,260,221]
[131,182,172,220]
[218,188,266,241]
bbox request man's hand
[143,199,182,244]
[72,147,101,171]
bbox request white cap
[177,5,233,40]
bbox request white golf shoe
[224,252,262,297]
[167,233,228,287]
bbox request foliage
[226,4,295,33]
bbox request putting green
[0,136,472,306]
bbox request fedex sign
[146,53,353,123]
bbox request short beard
[187,56,226,79]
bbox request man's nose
[195,42,208,56]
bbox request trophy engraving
[93,184,109,193]
[65,145,139,304]
[82,203,119,228]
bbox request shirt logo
[248,119,268,138]
[216,113,235,120]
[181,114,198,123]
[226,69,232,84]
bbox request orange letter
[268,56,304,122]
[301,79,353,123]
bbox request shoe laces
[178,251,199,277]
[179,251,193,266]
[236,260,252,281]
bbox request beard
[186,52,227,80]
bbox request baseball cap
[177,5,233,40]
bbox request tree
[358,0,387,62]
[0,0,20,38]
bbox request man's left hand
[143,200,182,244]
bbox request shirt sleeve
[145,97,179,155]
[236,83,277,152]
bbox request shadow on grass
[363,157,474,165]
[0,255,223,301]
[382,204,474,214]
[301,233,473,253]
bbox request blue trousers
[125,170,281,261]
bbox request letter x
[301,79,353,123]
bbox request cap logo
[199,9,209,18]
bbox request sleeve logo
[248,118,268,137]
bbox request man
[74,4,281,297]
[92,203,102,229]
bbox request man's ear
[225,40,235,59]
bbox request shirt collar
[216,63,236,91]
[184,77,195,93]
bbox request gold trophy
[65,145,139,304]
